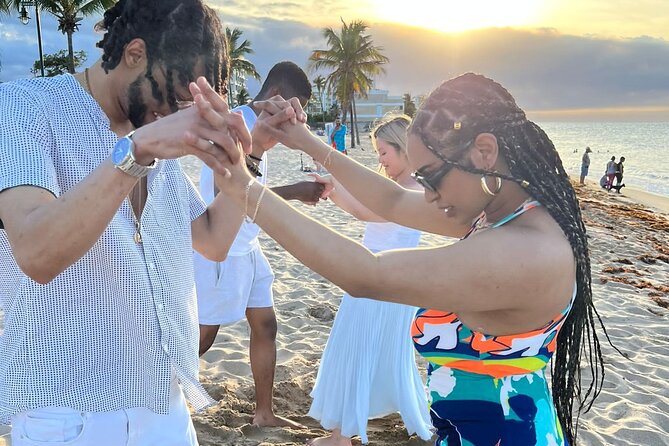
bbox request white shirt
[199,105,267,256]
[0,75,213,424]
[606,160,617,175]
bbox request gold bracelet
[243,178,254,218]
[323,149,335,168]
[251,185,267,223]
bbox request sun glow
[371,0,542,33]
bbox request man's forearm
[2,159,138,283]
[271,184,300,200]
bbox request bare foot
[252,413,306,429]
[306,432,353,446]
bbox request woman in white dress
[307,115,433,446]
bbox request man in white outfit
[194,61,319,427]
[0,1,269,444]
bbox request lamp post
[18,1,45,77]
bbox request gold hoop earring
[481,175,502,196]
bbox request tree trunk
[67,31,75,74]
[352,94,360,145]
[320,92,325,128]
[349,102,355,149]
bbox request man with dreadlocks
[0,0,294,444]
[190,72,613,446]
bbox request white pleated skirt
[308,293,433,443]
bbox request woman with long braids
[187,73,609,445]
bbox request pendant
[134,231,142,244]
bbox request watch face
[112,137,131,165]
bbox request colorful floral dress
[411,200,573,445]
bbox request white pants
[11,377,198,446]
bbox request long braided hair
[95,0,228,107]
[409,73,613,444]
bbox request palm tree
[403,93,416,117]
[309,19,388,148]
[225,27,260,107]
[36,0,116,73]
[234,87,250,106]
[313,74,326,127]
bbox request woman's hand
[181,78,253,195]
[253,98,318,152]
[130,78,250,169]
[308,173,335,200]
[251,96,307,154]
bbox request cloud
[208,0,365,26]
[3,11,669,118]
[365,24,669,112]
[1,15,103,80]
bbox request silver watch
[111,131,156,178]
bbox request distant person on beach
[330,118,348,155]
[580,146,592,184]
[614,156,626,192]
[306,115,433,446]
[605,156,617,190]
[599,174,608,189]
[193,61,321,429]
[0,1,274,443]
[193,72,613,446]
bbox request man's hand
[253,98,315,152]
[251,95,308,155]
[272,181,326,206]
[128,76,250,166]
[182,77,254,178]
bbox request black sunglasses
[411,144,470,193]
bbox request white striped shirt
[0,74,213,424]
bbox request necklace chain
[84,68,93,99]
[130,179,144,244]
[83,68,142,244]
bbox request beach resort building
[353,89,404,130]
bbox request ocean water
[538,122,669,197]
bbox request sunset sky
[1,0,668,120]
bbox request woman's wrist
[216,168,255,205]
[297,132,329,158]
[249,182,267,222]
[313,143,334,164]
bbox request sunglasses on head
[411,143,470,193]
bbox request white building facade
[353,89,404,130]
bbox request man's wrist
[130,128,156,166]
[250,143,267,160]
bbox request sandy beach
[1,138,667,446]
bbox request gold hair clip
[453,121,462,130]
[520,180,530,188]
